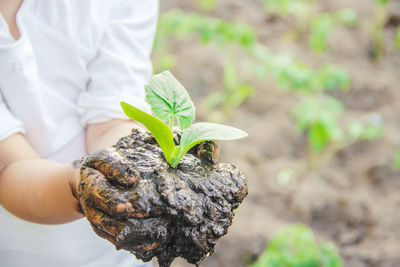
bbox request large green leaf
[170,122,248,167]
[120,102,176,164]
[145,71,195,130]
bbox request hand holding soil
[76,129,248,267]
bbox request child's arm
[0,119,142,225]
[0,133,82,224]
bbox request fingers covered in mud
[82,147,140,188]
[81,203,124,245]
[79,166,143,219]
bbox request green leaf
[250,224,342,267]
[170,122,248,167]
[359,124,382,140]
[395,27,400,49]
[392,149,400,170]
[145,71,195,130]
[378,0,389,6]
[309,122,330,151]
[336,8,357,26]
[120,102,176,164]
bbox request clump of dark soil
[79,129,248,267]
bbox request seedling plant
[249,224,342,267]
[395,26,400,50]
[196,0,218,12]
[309,9,357,53]
[121,71,247,168]
[371,0,391,60]
[263,0,315,34]
[392,147,400,170]
[264,0,357,54]
[293,95,382,171]
[203,61,255,121]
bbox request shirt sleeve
[77,0,159,125]
[0,94,25,141]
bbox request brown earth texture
[152,0,400,266]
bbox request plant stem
[372,0,389,60]
[169,115,175,129]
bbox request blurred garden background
[152,0,400,266]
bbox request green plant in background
[309,13,334,53]
[395,26,400,49]
[121,71,247,168]
[251,44,351,93]
[309,9,357,53]
[292,96,382,162]
[154,10,256,53]
[249,224,342,267]
[263,0,357,53]
[293,95,344,152]
[263,0,315,33]
[371,0,391,60]
[196,0,218,12]
[392,148,400,170]
[252,42,381,165]
[203,61,254,121]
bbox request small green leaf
[378,0,389,6]
[395,27,400,49]
[120,102,176,164]
[145,71,195,130]
[309,122,330,151]
[171,122,248,167]
[250,224,342,267]
[336,8,357,26]
[392,149,400,170]
[359,124,382,140]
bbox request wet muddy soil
[79,130,248,267]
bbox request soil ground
[153,1,400,266]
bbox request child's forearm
[0,158,82,224]
[0,119,141,225]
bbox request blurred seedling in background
[293,95,344,154]
[309,9,357,53]
[196,0,218,12]
[371,0,391,60]
[249,224,342,267]
[121,71,247,168]
[395,26,400,49]
[293,96,382,171]
[203,61,255,122]
[263,0,357,54]
[153,10,256,65]
[263,0,315,33]
[251,43,381,176]
[251,44,351,93]
[392,148,400,170]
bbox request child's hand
[75,147,146,245]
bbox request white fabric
[0,0,158,266]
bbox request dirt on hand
[77,129,248,267]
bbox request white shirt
[0,0,157,266]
